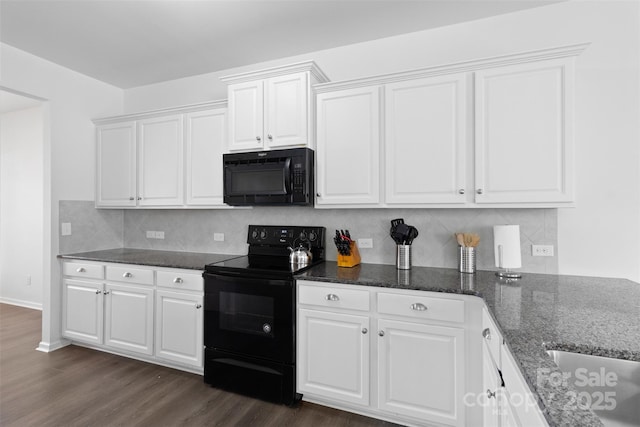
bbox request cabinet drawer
[106,265,154,285]
[299,283,370,312]
[482,308,503,367]
[156,270,203,292]
[63,261,104,280]
[377,292,465,323]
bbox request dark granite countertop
[297,262,640,427]
[58,248,242,270]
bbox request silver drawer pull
[410,303,427,311]
[482,328,492,340]
[487,389,496,399]
[123,272,133,278]
[196,304,202,309]
[325,294,340,301]
[95,290,101,295]
[173,277,183,284]
[362,328,368,334]
[76,267,86,273]
[103,290,110,295]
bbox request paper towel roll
[493,225,522,269]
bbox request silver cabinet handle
[256,136,261,141]
[129,197,134,201]
[487,389,496,399]
[173,278,183,284]
[267,134,273,140]
[325,294,340,301]
[95,290,101,294]
[137,197,142,200]
[76,267,86,273]
[477,189,483,195]
[316,193,321,198]
[103,290,110,295]
[123,272,132,278]
[378,330,385,337]
[362,328,368,334]
[459,189,465,195]
[482,328,492,340]
[410,303,428,311]
[196,304,202,309]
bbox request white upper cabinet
[185,108,227,206]
[138,114,184,206]
[384,74,467,205]
[94,101,228,209]
[227,80,264,151]
[474,58,574,204]
[222,61,329,152]
[96,121,137,207]
[316,86,381,206]
[314,43,586,208]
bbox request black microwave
[223,148,314,206]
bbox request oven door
[224,158,291,199]
[204,271,294,364]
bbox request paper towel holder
[493,225,522,279]
[496,244,522,279]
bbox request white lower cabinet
[297,280,475,427]
[63,279,104,345]
[298,308,370,406]
[377,319,465,426]
[155,290,203,368]
[104,283,154,356]
[61,261,204,373]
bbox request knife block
[337,241,361,268]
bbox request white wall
[0,106,44,308]
[0,43,123,350]
[125,1,640,283]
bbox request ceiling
[1,0,561,89]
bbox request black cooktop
[204,225,326,279]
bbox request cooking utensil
[288,243,313,266]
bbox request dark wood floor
[0,303,397,427]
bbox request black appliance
[203,225,325,405]
[223,147,314,206]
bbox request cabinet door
[155,290,203,368]
[298,309,370,406]
[62,279,104,345]
[96,121,137,207]
[104,283,154,356]
[474,58,574,204]
[185,109,227,206]
[137,115,184,206]
[483,341,502,427]
[316,86,380,206]
[385,74,467,204]
[227,80,264,151]
[265,72,308,149]
[377,319,465,426]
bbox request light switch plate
[214,233,225,242]
[61,223,72,236]
[155,231,165,239]
[358,238,373,249]
[146,231,155,239]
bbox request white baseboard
[36,339,70,353]
[0,297,42,311]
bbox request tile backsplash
[59,201,558,273]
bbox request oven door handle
[283,157,291,194]
[204,271,292,287]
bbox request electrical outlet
[146,231,155,239]
[214,233,225,242]
[61,223,72,236]
[155,231,165,239]
[532,244,554,257]
[358,238,373,249]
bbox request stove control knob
[299,231,307,241]
[251,230,259,240]
[260,230,267,239]
[262,323,272,334]
[308,231,317,242]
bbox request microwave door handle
[284,158,292,194]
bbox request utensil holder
[459,246,476,274]
[337,242,361,268]
[396,244,411,270]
